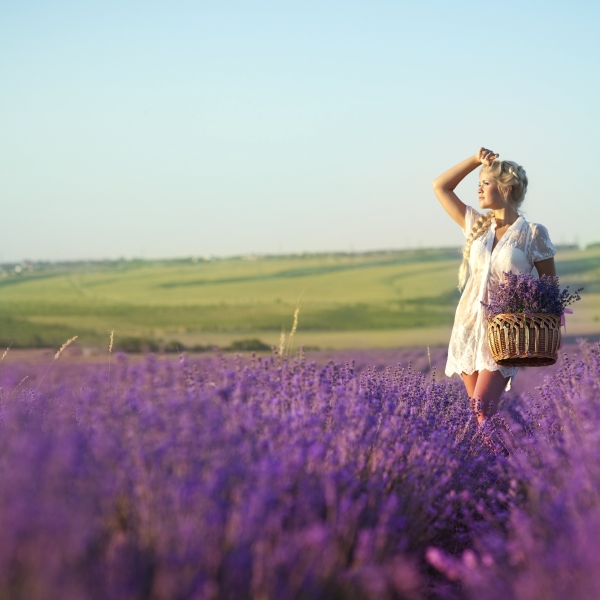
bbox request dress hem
[445,366,516,391]
[445,366,501,377]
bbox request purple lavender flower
[0,341,598,598]
[482,272,582,318]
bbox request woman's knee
[471,370,508,420]
[461,371,478,397]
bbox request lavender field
[1,343,600,599]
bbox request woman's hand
[476,147,499,166]
[433,147,499,228]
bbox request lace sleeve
[462,206,482,238]
[529,223,556,263]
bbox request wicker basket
[487,313,561,367]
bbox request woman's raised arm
[432,148,498,229]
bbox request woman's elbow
[535,257,557,278]
[432,177,450,192]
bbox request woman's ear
[502,185,512,202]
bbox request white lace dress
[445,206,556,388]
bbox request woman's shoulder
[462,206,484,236]
[526,220,551,237]
[519,216,550,236]
[465,205,483,222]
[520,217,556,261]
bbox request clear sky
[1,0,599,262]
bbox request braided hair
[457,159,528,290]
[482,160,528,208]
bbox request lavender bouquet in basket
[483,273,582,366]
[482,272,582,319]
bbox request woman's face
[478,172,507,209]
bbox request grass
[1,245,598,349]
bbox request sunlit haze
[1,0,598,261]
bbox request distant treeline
[0,242,595,274]
[0,247,465,274]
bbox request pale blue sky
[1,0,598,261]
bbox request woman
[433,147,556,428]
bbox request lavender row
[0,345,598,599]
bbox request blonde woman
[433,148,556,430]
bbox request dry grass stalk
[287,305,300,356]
[36,336,79,392]
[55,336,78,360]
[108,330,114,393]
[11,376,29,397]
[0,344,12,362]
[279,328,286,358]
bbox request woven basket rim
[487,311,562,322]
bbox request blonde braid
[458,211,494,290]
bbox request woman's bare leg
[461,372,478,396]
[471,369,509,424]
[462,371,479,414]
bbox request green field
[1,245,599,350]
